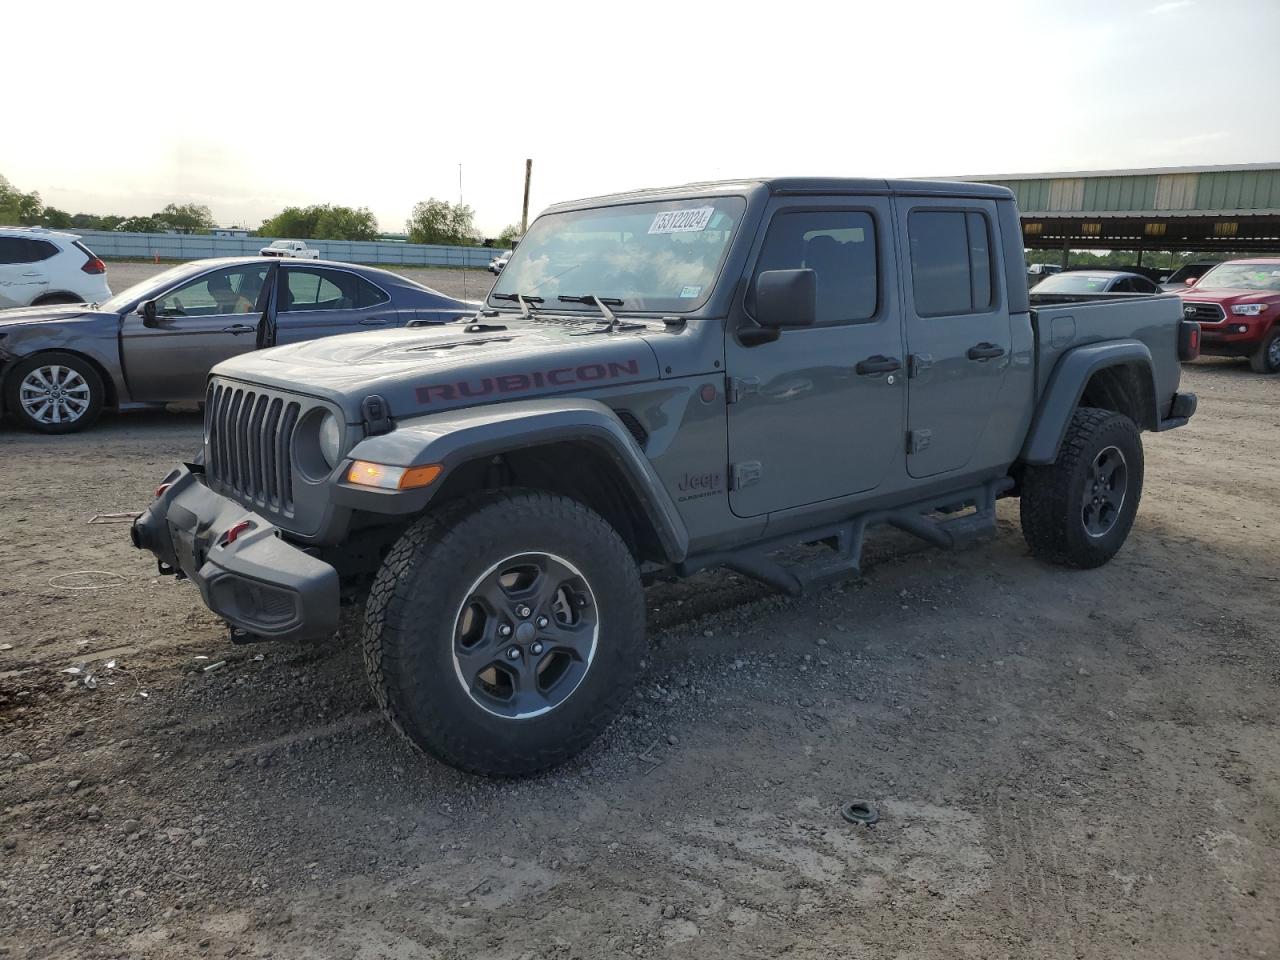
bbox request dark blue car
[0,257,477,433]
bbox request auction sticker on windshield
[649,207,715,234]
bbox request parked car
[487,250,512,274]
[0,228,110,308]
[1025,262,1063,286]
[259,239,320,259]
[1027,270,1162,302]
[1178,258,1280,372]
[1160,259,1222,292]
[0,257,476,433]
[132,177,1199,777]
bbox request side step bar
[679,477,1013,597]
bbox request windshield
[269,240,293,248]
[490,197,746,313]
[99,262,207,311]
[1034,273,1117,293]
[1195,263,1280,292]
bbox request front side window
[750,210,878,324]
[908,210,995,316]
[157,266,269,317]
[282,268,388,311]
[490,197,745,313]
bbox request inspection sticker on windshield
[649,207,715,234]
[679,285,702,298]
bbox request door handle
[222,323,256,334]
[358,317,390,326]
[967,343,1006,361]
[855,355,902,375]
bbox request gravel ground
[102,261,495,304]
[1,360,1278,959]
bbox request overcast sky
[4,0,1277,237]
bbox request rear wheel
[362,489,646,777]
[1019,407,1144,569]
[4,352,104,434]
[32,293,84,306]
[1249,328,1280,374]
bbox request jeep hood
[210,318,663,422]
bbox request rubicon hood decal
[212,318,662,420]
[416,359,643,404]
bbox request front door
[896,197,1012,479]
[274,265,394,344]
[120,263,274,402]
[726,199,906,518]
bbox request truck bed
[1027,293,1185,415]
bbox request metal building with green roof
[958,162,1280,257]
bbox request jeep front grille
[205,381,302,515]
[1182,302,1225,324]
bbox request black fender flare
[1020,339,1158,465]
[336,397,690,563]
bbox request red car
[1179,258,1280,373]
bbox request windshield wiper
[557,295,646,335]
[491,292,544,319]
[558,295,623,325]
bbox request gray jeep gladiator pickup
[132,178,1200,776]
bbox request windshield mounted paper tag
[649,207,715,235]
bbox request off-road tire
[4,351,105,434]
[1019,407,1144,569]
[1249,328,1280,374]
[362,489,646,777]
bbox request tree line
[3,174,521,246]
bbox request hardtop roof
[544,177,1014,212]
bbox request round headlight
[318,413,343,468]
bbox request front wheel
[1249,328,1280,374]
[1019,408,1144,569]
[362,489,646,777]
[4,352,105,434]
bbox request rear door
[274,265,394,344]
[0,237,52,307]
[120,264,274,402]
[725,198,906,517]
[896,197,1012,479]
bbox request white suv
[0,228,112,309]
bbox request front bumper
[131,464,339,642]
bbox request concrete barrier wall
[76,231,505,268]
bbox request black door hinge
[725,376,760,404]
[730,460,763,490]
[907,354,934,379]
[907,429,932,455]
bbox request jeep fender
[1020,339,1158,465]
[337,397,690,563]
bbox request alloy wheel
[452,552,599,719]
[19,365,92,425]
[1082,445,1128,539]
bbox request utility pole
[521,159,532,236]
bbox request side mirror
[755,268,816,329]
[1185,277,1197,287]
[140,300,159,327]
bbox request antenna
[459,161,467,302]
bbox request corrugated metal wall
[982,168,1280,215]
[74,231,505,267]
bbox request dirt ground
[1,357,1277,960]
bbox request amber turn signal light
[346,461,442,490]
